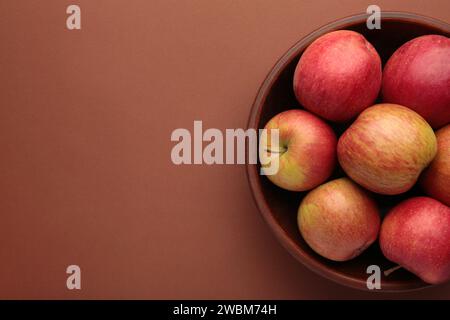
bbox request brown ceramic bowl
[246,12,450,291]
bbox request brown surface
[0,0,449,299]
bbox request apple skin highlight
[293,30,382,122]
[380,197,450,285]
[337,104,437,195]
[262,109,337,192]
[298,178,380,262]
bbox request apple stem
[384,265,402,277]
[264,147,287,154]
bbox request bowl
[246,12,450,291]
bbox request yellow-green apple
[337,103,437,195]
[298,178,380,261]
[421,125,450,206]
[293,30,382,122]
[261,109,336,191]
[380,197,450,284]
[382,35,450,129]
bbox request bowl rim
[246,11,450,292]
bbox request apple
[337,103,437,195]
[298,178,380,261]
[293,30,382,122]
[421,124,450,206]
[382,35,450,129]
[380,197,450,284]
[261,109,336,191]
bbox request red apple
[261,109,336,191]
[293,30,382,122]
[298,178,380,261]
[380,197,450,285]
[337,103,437,195]
[421,124,450,206]
[382,34,450,129]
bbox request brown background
[0,0,449,299]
